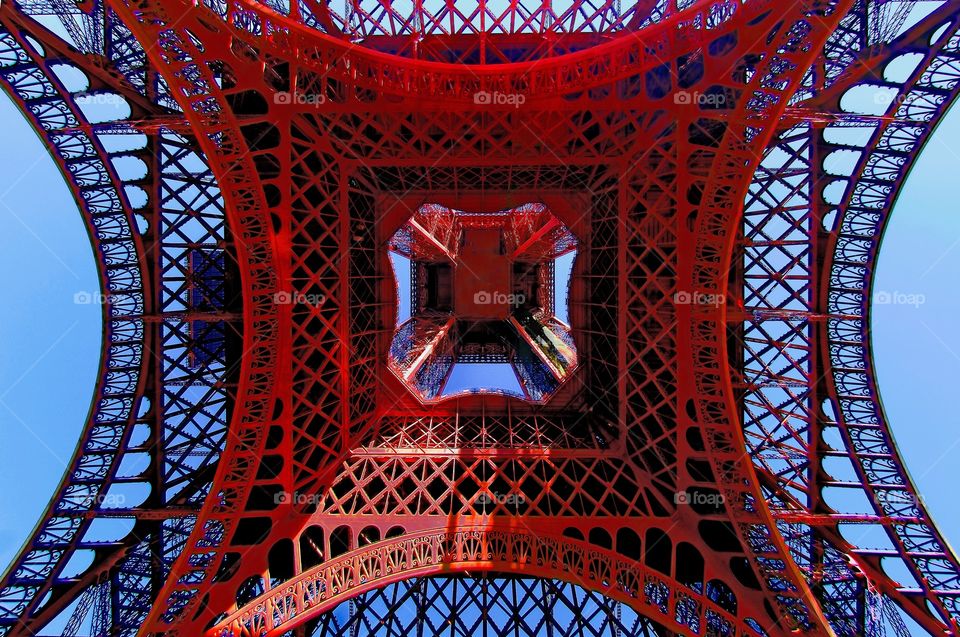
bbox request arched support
[684,0,853,630]
[0,17,152,635]
[95,0,855,633]
[734,3,960,633]
[824,7,960,629]
[212,527,759,637]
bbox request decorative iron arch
[824,11,960,625]
[0,20,150,632]
[212,528,753,636]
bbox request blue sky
[1,84,960,610]
[871,107,960,552]
[0,91,101,570]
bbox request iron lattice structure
[1,0,960,635]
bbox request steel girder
[826,5,960,626]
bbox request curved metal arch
[684,0,854,632]
[0,5,246,634]
[161,0,747,105]
[98,0,290,631]
[22,0,960,632]
[824,10,960,629]
[211,527,754,637]
[282,0,683,66]
[736,118,921,635]
[728,4,960,635]
[0,20,151,636]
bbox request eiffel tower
[1,0,960,635]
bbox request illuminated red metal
[95,0,851,631]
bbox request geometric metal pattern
[309,575,672,636]
[0,1,958,636]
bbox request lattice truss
[0,0,958,636]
